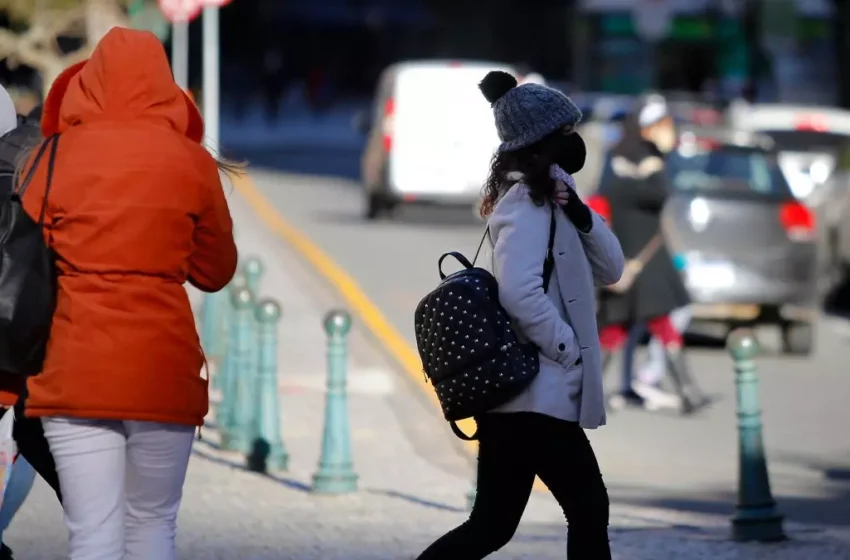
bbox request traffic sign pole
[172,20,189,90]
[159,0,231,151]
[202,5,220,152]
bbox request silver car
[593,127,819,355]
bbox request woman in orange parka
[18,27,237,559]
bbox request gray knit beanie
[479,71,583,152]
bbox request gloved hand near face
[551,130,593,233]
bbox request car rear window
[666,145,792,199]
[758,130,850,153]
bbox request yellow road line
[234,172,548,492]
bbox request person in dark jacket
[0,101,61,560]
[596,96,709,415]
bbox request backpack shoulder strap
[542,204,556,292]
[475,201,557,291]
[13,135,53,197]
[37,135,60,226]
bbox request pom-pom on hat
[479,70,583,152]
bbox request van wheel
[781,322,813,356]
[364,193,395,221]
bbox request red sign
[158,0,231,23]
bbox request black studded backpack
[414,206,556,440]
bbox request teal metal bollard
[201,290,228,366]
[312,310,358,494]
[212,273,247,396]
[219,285,255,452]
[232,287,261,455]
[243,256,265,295]
[727,329,786,542]
[248,298,289,473]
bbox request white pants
[638,306,693,386]
[42,418,195,560]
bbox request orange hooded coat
[20,28,237,426]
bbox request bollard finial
[727,328,759,361]
[323,309,352,336]
[256,298,281,323]
[229,272,248,290]
[231,286,254,309]
[244,256,264,277]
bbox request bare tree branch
[0,29,20,61]
[0,28,57,70]
[61,44,92,67]
[0,4,86,71]
[38,7,87,40]
[0,0,133,93]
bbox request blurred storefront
[573,0,836,105]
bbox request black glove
[562,189,593,233]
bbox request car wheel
[364,192,395,221]
[781,322,814,356]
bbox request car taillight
[779,201,815,241]
[795,114,828,132]
[381,97,394,152]
[587,195,611,222]
[692,108,720,126]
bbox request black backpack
[0,135,59,376]
[414,205,556,440]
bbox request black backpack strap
[13,134,59,227]
[438,252,475,279]
[471,226,490,266]
[450,420,478,441]
[14,135,53,197]
[468,205,556,290]
[37,135,60,226]
[542,204,556,292]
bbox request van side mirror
[352,110,371,135]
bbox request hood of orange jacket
[41,27,203,143]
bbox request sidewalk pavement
[4,183,850,559]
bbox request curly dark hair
[479,129,564,218]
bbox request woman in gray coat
[416,72,624,560]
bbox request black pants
[4,403,62,503]
[417,413,611,559]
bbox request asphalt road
[247,169,850,528]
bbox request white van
[359,60,520,219]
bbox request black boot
[607,389,647,411]
[664,347,711,415]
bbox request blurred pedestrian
[416,71,623,560]
[611,251,689,412]
[0,93,62,560]
[0,83,33,560]
[596,95,710,415]
[16,28,238,559]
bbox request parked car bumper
[687,270,817,324]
